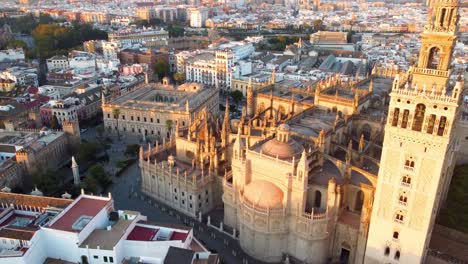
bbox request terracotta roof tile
[0,192,72,210]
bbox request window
[104,256,108,262]
[394,250,400,260]
[395,213,404,222]
[190,203,192,208]
[175,196,178,200]
[401,110,409,128]
[144,117,147,122]
[109,257,114,263]
[438,116,447,136]
[399,195,408,204]
[392,108,400,126]
[427,114,436,134]
[189,195,192,200]
[401,175,411,185]
[94,255,99,259]
[205,190,208,195]
[174,188,177,193]
[151,118,153,123]
[107,114,110,118]
[412,104,425,132]
[157,119,160,123]
[182,192,185,196]
[137,117,140,121]
[393,231,399,239]
[182,200,185,204]
[131,116,134,121]
[122,115,125,120]
[206,198,209,203]
[384,247,390,256]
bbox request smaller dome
[278,124,290,132]
[243,180,284,209]
[261,138,304,160]
[168,155,175,167]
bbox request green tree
[154,59,169,81]
[96,124,104,139]
[173,72,185,84]
[83,175,98,194]
[88,164,111,188]
[167,24,185,38]
[112,108,121,140]
[125,144,140,157]
[165,120,173,136]
[230,90,243,105]
[77,142,99,163]
[50,115,60,130]
[33,170,63,197]
[5,39,27,49]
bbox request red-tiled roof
[49,197,110,233]
[0,193,72,210]
[126,226,158,241]
[170,231,188,242]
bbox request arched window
[393,231,399,239]
[439,8,447,27]
[355,190,364,212]
[384,247,390,256]
[427,47,441,69]
[361,124,372,141]
[395,212,404,222]
[412,104,425,132]
[392,108,400,127]
[314,190,322,208]
[427,114,436,134]
[399,195,407,204]
[395,250,401,260]
[401,110,409,128]
[437,116,447,136]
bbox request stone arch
[412,104,426,132]
[426,46,441,69]
[360,123,372,141]
[314,190,322,208]
[355,190,364,212]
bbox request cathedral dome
[243,180,284,209]
[261,138,304,160]
[261,123,304,160]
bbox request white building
[189,8,208,28]
[0,66,38,87]
[46,55,69,71]
[102,41,121,60]
[0,192,217,264]
[0,49,25,62]
[108,28,169,47]
[182,42,254,91]
[68,51,97,71]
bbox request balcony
[400,182,411,188]
[412,67,449,78]
[403,166,415,172]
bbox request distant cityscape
[0,0,466,264]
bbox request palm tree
[112,108,121,140]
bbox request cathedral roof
[243,180,283,209]
[261,137,304,160]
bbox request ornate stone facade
[102,81,219,140]
[365,1,463,263]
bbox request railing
[412,67,449,78]
[400,182,411,188]
[403,166,415,172]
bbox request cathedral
[139,0,464,263]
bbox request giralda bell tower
[365,1,464,263]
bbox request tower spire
[246,78,254,118]
[221,98,230,148]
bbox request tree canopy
[154,58,169,80]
